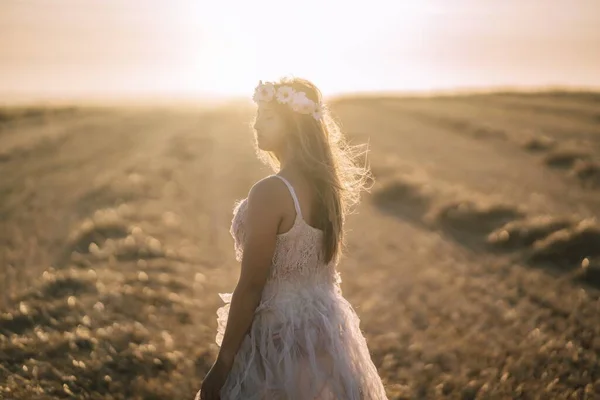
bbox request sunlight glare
[184,0,429,95]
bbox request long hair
[253,77,372,265]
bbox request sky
[1,0,599,101]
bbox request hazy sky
[1,0,599,100]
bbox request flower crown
[253,81,323,121]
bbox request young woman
[197,78,388,399]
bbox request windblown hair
[253,77,372,265]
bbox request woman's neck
[274,147,292,172]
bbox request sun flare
[182,0,430,96]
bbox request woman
[197,77,388,399]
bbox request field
[1,92,600,399]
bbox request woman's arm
[216,177,283,368]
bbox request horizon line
[2,83,600,107]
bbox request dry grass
[0,106,78,124]
[2,92,600,398]
[487,215,575,250]
[0,267,201,399]
[522,136,556,152]
[428,200,524,237]
[371,178,432,223]
[529,218,600,266]
[575,257,600,287]
[572,160,600,188]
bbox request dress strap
[272,175,303,219]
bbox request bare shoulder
[244,176,288,235]
[247,175,288,211]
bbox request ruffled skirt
[200,282,388,400]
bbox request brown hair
[254,77,372,265]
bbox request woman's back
[230,175,339,287]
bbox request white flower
[252,81,275,103]
[253,80,323,119]
[276,86,295,104]
[290,91,315,114]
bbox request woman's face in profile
[253,102,287,152]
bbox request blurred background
[1,1,600,399]
[2,0,599,102]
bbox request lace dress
[199,175,388,399]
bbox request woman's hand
[199,358,232,400]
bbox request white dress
[199,175,388,399]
